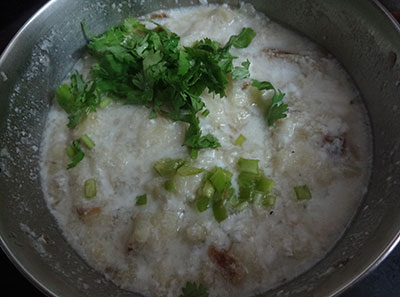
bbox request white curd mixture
[40,4,371,297]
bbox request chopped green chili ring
[294,185,312,200]
[235,201,249,212]
[66,146,75,158]
[177,165,204,176]
[81,134,95,150]
[237,171,259,203]
[201,109,210,117]
[67,140,85,169]
[84,178,97,199]
[136,194,147,206]
[196,196,211,212]
[262,194,276,206]
[99,98,112,108]
[212,199,228,223]
[154,158,186,177]
[252,190,266,204]
[253,191,276,207]
[201,180,215,199]
[256,176,274,193]
[238,158,259,174]
[220,187,236,203]
[164,180,176,192]
[234,134,246,146]
[237,171,258,189]
[209,167,232,193]
[239,187,253,203]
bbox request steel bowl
[1,0,400,296]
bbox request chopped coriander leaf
[149,109,158,119]
[84,178,97,199]
[232,59,251,80]
[56,72,100,129]
[294,185,312,200]
[234,134,246,146]
[136,194,147,206]
[57,19,256,156]
[225,27,256,49]
[183,115,221,157]
[251,79,275,91]
[81,134,95,150]
[99,98,112,108]
[201,109,210,117]
[251,79,288,126]
[179,281,209,297]
[67,140,85,169]
[266,89,288,126]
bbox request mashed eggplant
[40,4,371,297]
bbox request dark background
[0,1,399,296]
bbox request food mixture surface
[40,4,371,297]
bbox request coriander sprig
[56,18,257,157]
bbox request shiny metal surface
[0,1,399,296]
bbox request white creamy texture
[40,4,371,297]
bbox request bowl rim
[1,1,400,297]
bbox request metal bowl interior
[1,0,400,296]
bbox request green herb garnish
[81,134,95,150]
[209,167,233,193]
[179,281,209,297]
[66,140,85,169]
[238,157,259,174]
[294,185,312,200]
[84,178,97,199]
[99,97,112,108]
[136,194,147,206]
[212,199,228,223]
[194,167,234,222]
[232,59,250,80]
[177,165,204,176]
[65,135,95,169]
[154,158,186,177]
[57,19,257,156]
[252,79,288,126]
[236,158,276,208]
[164,179,176,192]
[234,134,246,146]
[267,90,288,126]
[193,158,276,222]
[56,73,100,129]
